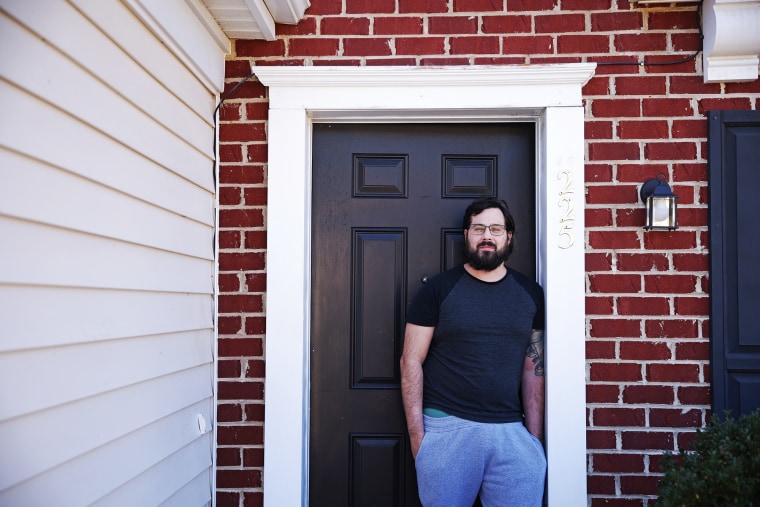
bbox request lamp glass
[646,195,678,230]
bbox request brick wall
[216,1,760,505]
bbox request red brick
[621,431,674,451]
[620,474,663,495]
[218,315,242,335]
[675,341,709,361]
[218,293,264,312]
[275,18,318,35]
[592,98,641,117]
[586,163,613,181]
[321,16,370,35]
[614,33,667,52]
[218,230,241,249]
[245,403,265,422]
[588,231,641,250]
[589,497,644,507]
[482,15,531,34]
[587,184,637,204]
[429,15,478,34]
[217,447,241,466]
[502,36,554,54]
[421,57,471,65]
[588,474,616,495]
[586,340,616,359]
[672,253,708,271]
[645,141,697,161]
[592,452,646,473]
[244,230,267,250]
[289,38,340,56]
[344,38,393,56]
[219,101,242,121]
[618,297,670,316]
[217,468,262,487]
[217,403,244,422]
[246,359,266,378]
[586,120,613,140]
[235,40,286,58]
[219,145,243,163]
[583,76,611,95]
[643,230,697,250]
[219,252,264,271]
[642,98,693,117]
[648,10,701,30]
[451,36,500,54]
[373,16,424,35]
[586,296,614,315]
[346,0,395,13]
[399,0,448,13]
[587,429,617,449]
[617,253,669,272]
[588,142,640,161]
[454,0,503,11]
[649,408,703,427]
[645,319,699,339]
[617,120,669,139]
[243,492,264,507]
[217,491,240,506]
[615,207,646,228]
[591,11,642,31]
[646,363,700,383]
[218,358,242,378]
[245,316,266,334]
[219,337,264,356]
[678,386,710,406]
[589,274,641,294]
[673,296,709,316]
[219,186,241,206]
[218,382,265,403]
[220,165,265,185]
[590,363,643,382]
[246,145,268,163]
[587,384,620,404]
[622,384,674,405]
[245,273,267,292]
[220,209,264,228]
[507,0,557,10]
[586,208,613,227]
[670,75,721,95]
[243,448,264,467]
[619,340,671,361]
[535,13,585,33]
[586,252,613,271]
[558,34,609,54]
[644,274,697,294]
[589,318,642,338]
[672,119,706,139]
[397,37,446,55]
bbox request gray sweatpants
[414,415,546,507]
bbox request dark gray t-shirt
[406,265,544,423]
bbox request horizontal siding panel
[94,436,213,506]
[0,150,213,260]
[71,0,217,120]
[159,469,214,507]
[125,0,229,92]
[0,367,213,494]
[0,286,213,352]
[0,330,213,421]
[2,0,213,155]
[0,82,213,226]
[0,13,213,192]
[0,216,213,293]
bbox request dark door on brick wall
[310,123,536,506]
[708,110,760,417]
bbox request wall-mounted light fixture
[640,174,679,231]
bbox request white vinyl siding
[0,0,227,504]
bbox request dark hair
[462,197,516,232]
[463,197,516,256]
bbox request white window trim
[256,64,595,507]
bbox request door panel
[311,123,536,505]
[708,110,760,417]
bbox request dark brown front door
[310,123,536,506]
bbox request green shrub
[657,408,760,507]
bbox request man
[400,197,546,507]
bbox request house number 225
[558,169,575,249]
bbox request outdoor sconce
[640,174,679,231]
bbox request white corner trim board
[703,0,760,83]
[257,64,595,507]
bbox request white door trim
[257,64,595,507]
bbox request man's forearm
[400,356,425,457]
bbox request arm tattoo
[526,329,545,377]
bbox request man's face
[464,207,513,272]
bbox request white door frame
[257,64,595,507]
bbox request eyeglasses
[469,224,508,236]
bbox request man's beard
[466,240,509,271]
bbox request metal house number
[558,169,576,249]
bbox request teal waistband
[423,407,450,418]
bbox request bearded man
[400,197,546,507]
